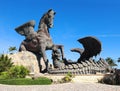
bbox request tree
[8,46,17,54]
[105,57,117,68]
[117,57,120,63]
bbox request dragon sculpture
[50,36,110,74]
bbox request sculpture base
[44,74,106,83]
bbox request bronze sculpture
[15,9,64,72]
[15,9,110,74]
[71,36,101,62]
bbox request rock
[7,51,46,74]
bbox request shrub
[67,72,74,77]
[0,71,10,79]
[61,75,72,83]
[8,65,30,78]
[0,55,13,73]
[58,72,74,83]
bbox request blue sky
[0,0,120,68]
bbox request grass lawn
[0,77,52,85]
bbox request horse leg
[53,45,65,60]
[40,46,48,72]
[35,53,42,72]
[19,42,26,51]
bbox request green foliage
[61,75,72,83]
[9,46,17,52]
[8,46,17,54]
[0,77,52,85]
[8,65,30,78]
[0,71,10,79]
[59,72,74,83]
[67,72,74,78]
[0,54,13,73]
[105,57,117,67]
[0,55,29,79]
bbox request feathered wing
[15,20,35,36]
[78,36,101,61]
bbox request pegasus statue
[15,9,64,72]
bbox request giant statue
[15,9,111,74]
[15,9,64,72]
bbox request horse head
[46,9,56,28]
[38,9,56,30]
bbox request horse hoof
[41,68,48,73]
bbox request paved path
[0,82,120,91]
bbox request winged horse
[15,9,64,72]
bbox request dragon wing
[78,36,101,61]
[15,20,35,36]
[71,48,84,55]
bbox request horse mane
[38,9,54,31]
[37,9,55,37]
[38,12,49,31]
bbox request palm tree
[105,57,117,68]
[0,54,13,72]
[8,46,17,54]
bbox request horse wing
[15,20,35,36]
[78,36,101,61]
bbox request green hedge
[0,77,52,85]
